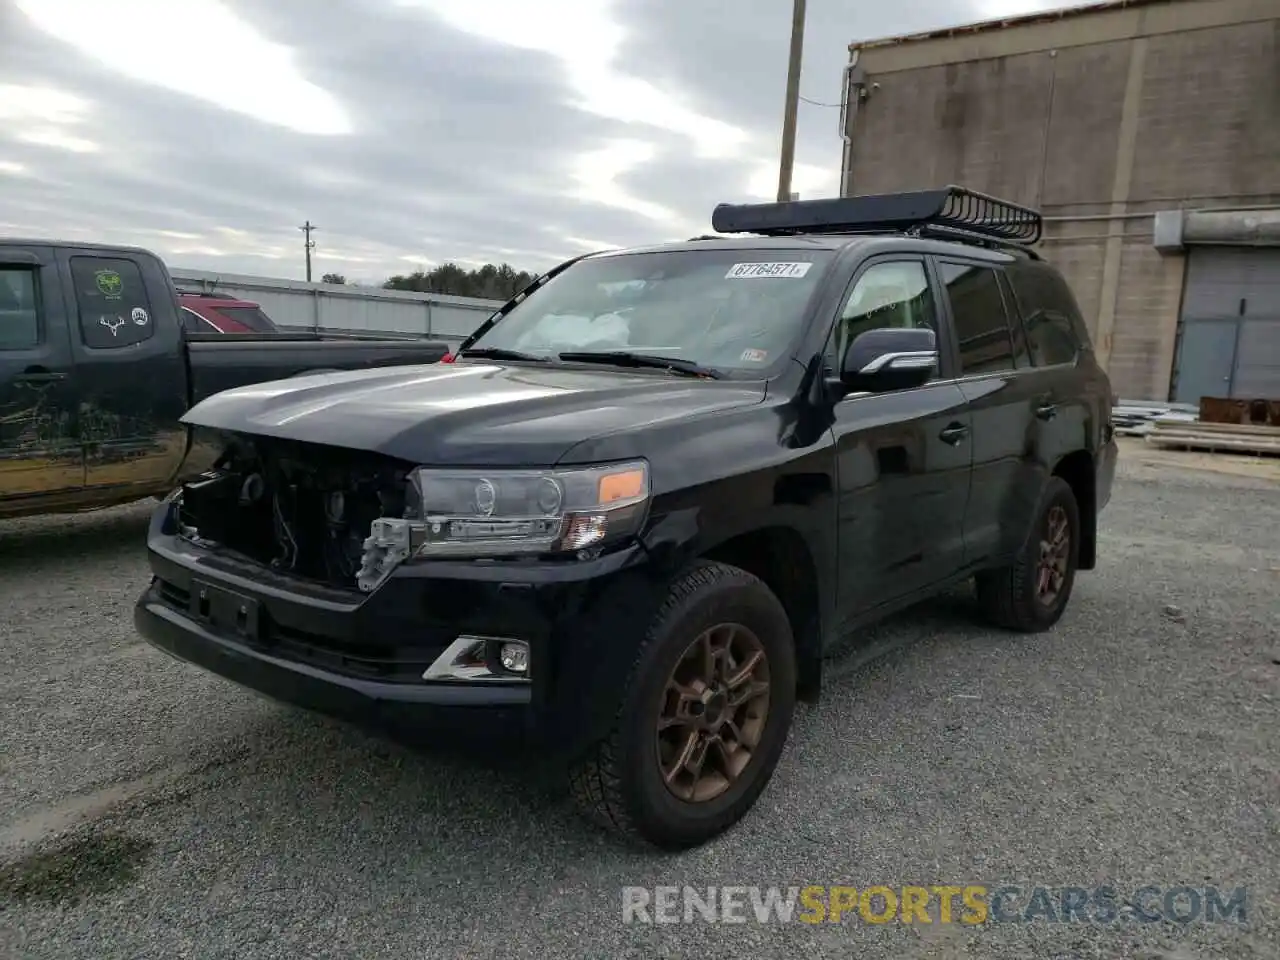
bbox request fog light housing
[422,635,530,683]
[498,640,529,674]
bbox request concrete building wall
[839,0,1280,400]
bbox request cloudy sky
[1,0,1088,284]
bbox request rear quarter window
[1007,262,1092,364]
[70,256,156,349]
[1023,311,1079,366]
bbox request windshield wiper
[457,346,548,362]
[557,351,724,379]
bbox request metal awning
[1154,208,1280,252]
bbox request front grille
[175,436,412,590]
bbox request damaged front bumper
[134,497,665,754]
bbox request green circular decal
[95,270,123,297]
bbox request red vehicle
[177,292,281,334]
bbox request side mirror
[840,327,939,394]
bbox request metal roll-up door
[1173,248,1280,404]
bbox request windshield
[465,248,834,375]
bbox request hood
[182,360,767,465]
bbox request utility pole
[299,220,316,282]
[776,0,807,202]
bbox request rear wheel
[975,476,1080,632]
[568,561,797,849]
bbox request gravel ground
[1,446,1277,959]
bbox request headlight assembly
[355,460,650,591]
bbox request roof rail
[711,185,1043,249]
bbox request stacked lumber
[1111,400,1198,437]
[1146,419,1280,456]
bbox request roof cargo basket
[711,185,1043,247]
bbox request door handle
[939,422,969,445]
[15,367,67,384]
[1035,403,1058,421]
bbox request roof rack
[710,185,1043,250]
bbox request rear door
[1004,258,1112,507]
[0,245,83,501]
[934,256,1050,569]
[1004,258,1104,427]
[57,248,189,495]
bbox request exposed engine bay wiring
[271,490,299,570]
[176,434,412,589]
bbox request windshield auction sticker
[725,262,813,279]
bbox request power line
[799,94,841,108]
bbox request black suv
[135,186,1118,849]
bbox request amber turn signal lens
[598,469,645,504]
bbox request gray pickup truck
[1,238,449,519]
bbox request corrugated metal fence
[170,268,506,346]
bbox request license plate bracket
[190,579,261,641]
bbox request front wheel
[568,561,797,849]
[975,476,1081,632]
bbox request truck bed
[186,336,449,405]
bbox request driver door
[825,256,973,629]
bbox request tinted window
[1007,262,1092,354]
[180,307,216,333]
[216,305,279,333]
[0,266,40,350]
[467,248,835,375]
[1023,311,1079,366]
[70,256,155,349]
[939,262,1016,375]
[825,260,936,374]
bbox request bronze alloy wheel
[656,623,771,803]
[1037,504,1070,606]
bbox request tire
[568,560,797,850]
[975,476,1081,632]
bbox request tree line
[322,262,537,300]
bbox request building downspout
[839,49,866,197]
[1035,50,1058,207]
[1093,32,1149,371]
